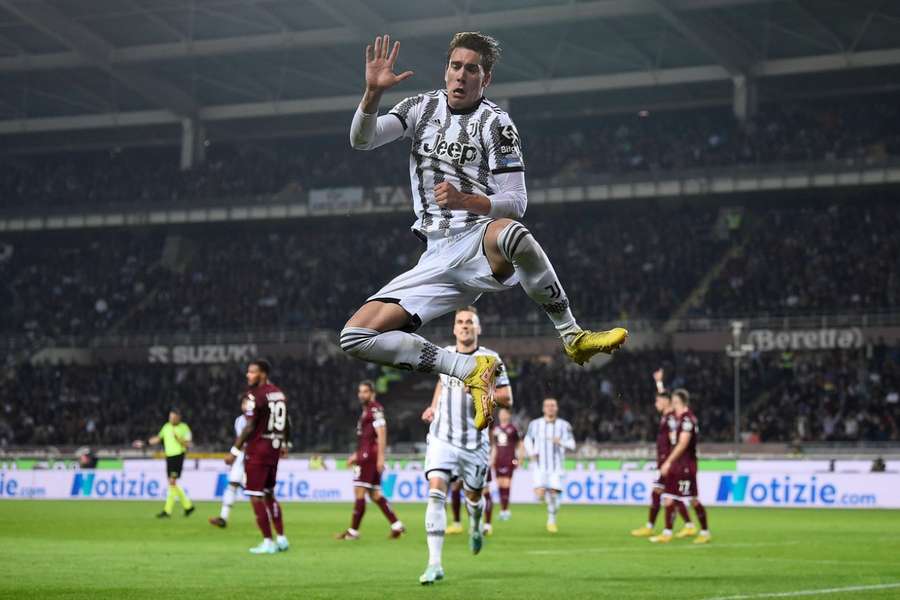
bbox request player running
[140,408,195,519]
[525,398,574,533]
[418,306,512,585]
[225,359,290,555]
[342,31,627,433]
[631,369,693,537]
[209,397,250,528]
[491,406,523,521]
[650,389,712,544]
[336,380,406,540]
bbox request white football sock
[546,492,559,524]
[425,489,447,567]
[496,223,580,340]
[220,485,237,520]
[465,496,484,533]
[341,327,475,379]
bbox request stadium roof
[1,0,899,150]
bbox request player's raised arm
[350,34,414,151]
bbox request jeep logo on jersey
[421,134,479,164]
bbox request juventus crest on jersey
[389,90,525,235]
[430,345,510,451]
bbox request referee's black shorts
[166,453,185,478]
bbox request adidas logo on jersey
[421,133,479,164]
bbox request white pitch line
[701,582,900,600]
[525,541,800,556]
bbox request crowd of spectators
[0,356,374,451]
[0,232,166,340]
[2,93,898,211]
[3,343,896,449]
[528,96,900,183]
[2,196,897,344]
[697,201,900,317]
[745,341,900,443]
[1,201,727,339]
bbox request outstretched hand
[365,34,414,92]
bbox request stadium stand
[2,93,899,211]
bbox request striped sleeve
[495,354,511,388]
[485,111,524,174]
[388,94,425,136]
[560,420,575,450]
[524,419,537,456]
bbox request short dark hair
[359,380,376,393]
[169,407,182,416]
[447,32,502,73]
[672,388,690,405]
[656,391,671,400]
[250,359,271,375]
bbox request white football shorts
[368,221,519,328]
[424,434,490,492]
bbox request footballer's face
[357,384,375,405]
[543,399,558,419]
[498,407,511,425]
[672,396,687,415]
[655,394,670,414]
[168,411,180,425]
[453,310,480,345]
[246,364,262,387]
[445,47,491,109]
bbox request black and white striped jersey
[389,90,525,235]
[430,345,510,451]
[525,417,575,473]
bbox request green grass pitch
[1,501,898,599]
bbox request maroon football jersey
[657,411,679,465]
[356,401,385,462]
[674,409,699,467]
[492,423,520,466]
[242,382,288,465]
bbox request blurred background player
[526,398,574,533]
[651,389,711,544]
[138,408,194,519]
[225,359,290,555]
[491,407,523,521]
[419,306,511,584]
[632,369,693,537]
[337,380,405,540]
[445,480,464,535]
[209,396,250,528]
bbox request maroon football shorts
[663,462,698,499]
[494,461,516,478]
[353,459,382,488]
[244,461,278,496]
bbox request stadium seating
[4,345,896,449]
[1,94,898,211]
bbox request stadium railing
[2,157,898,227]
